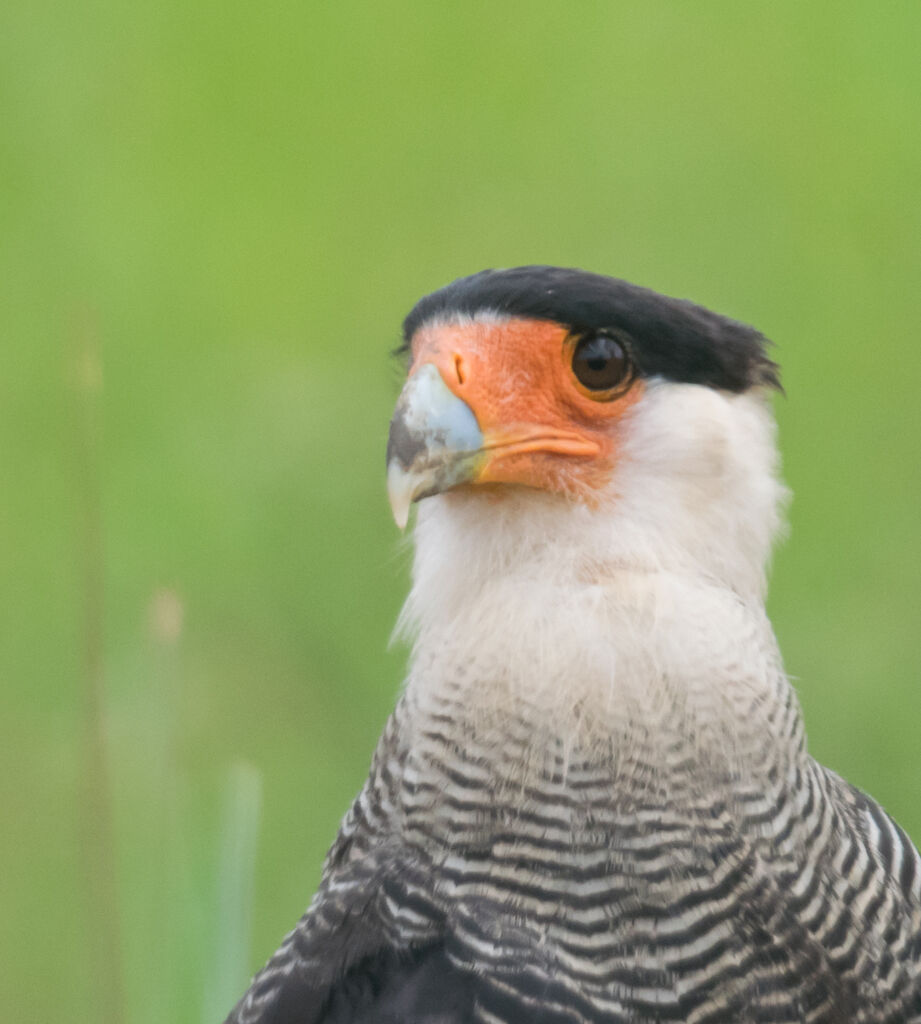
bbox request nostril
[453,354,466,386]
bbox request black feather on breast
[322,945,474,1024]
[251,944,474,1024]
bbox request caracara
[227,266,921,1024]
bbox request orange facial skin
[408,317,645,500]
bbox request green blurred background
[2,2,920,1021]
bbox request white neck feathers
[397,382,792,758]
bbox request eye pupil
[571,332,633,395]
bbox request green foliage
[1,3,919,1021]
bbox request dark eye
[571,332,634,395]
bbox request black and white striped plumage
[226,268,921,1023]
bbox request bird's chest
[394,727,741,928]
[369,737,790,1020]
[347,712,870,1022]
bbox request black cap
[402,266,780,394]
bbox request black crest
[402,266,780,393]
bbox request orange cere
[409,317,645,499]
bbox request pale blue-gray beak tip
[386,363,484,529]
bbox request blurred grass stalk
[203,762,262,1023]
[71,318,263,1022]
[72,322,125,1024]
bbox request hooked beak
[386,363,485,529]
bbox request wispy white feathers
[396,379,793,769]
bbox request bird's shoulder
[821,764,921,911]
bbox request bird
[226,266,921,1023]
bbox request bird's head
[388,267,786,607]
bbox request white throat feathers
[396,380,792,770]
